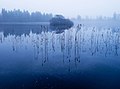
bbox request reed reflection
[0,24,120,71]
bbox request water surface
[0,24,120,89]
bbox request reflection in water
[0,25,120,66]
[0,25,120,60]
[50,25,71,34]
[0,24,120,89]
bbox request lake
[0,24,120,89]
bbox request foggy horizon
[0,0,120,18]
[0,8,119,19]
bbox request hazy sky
[0,0,120,18]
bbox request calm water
[0,24,120,89]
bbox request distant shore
[0,22,50,25]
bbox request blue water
[0,24,120,89]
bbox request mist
[0,0,120,18]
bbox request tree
[0,9,53,22]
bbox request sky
[0,0,120,18]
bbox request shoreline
[0,22,50,25]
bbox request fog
[0,0,120,18]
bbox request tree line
[0,9,53,22]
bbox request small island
[50,15,74,28]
